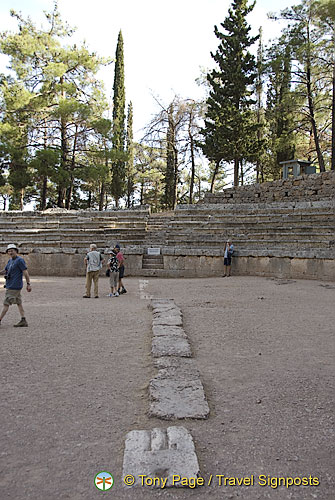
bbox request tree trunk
[58,76,68,207]
[234,158,239,186]
[306,69,325,172]
[240,161,244,185]
[41,121,48,210]
[172,145,178,210]
[20,188,24,211]
[331,32,335,170]
[210,160,220,192]
[99,181,105,211]
[189,134,195,204]
[57,187,66,208]
[65,125,78,210]
[88,190,92,209]
[41,176,47,210]
[140,183,144,205]
[65,181,73,210]
[306,25,325,172]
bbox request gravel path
[0,275,334,500]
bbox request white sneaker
[114,292,119,297]
[107,293,113,297]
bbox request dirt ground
[0,275,334,500]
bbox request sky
[0,0,297,140]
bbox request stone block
[122,427,200,488]
[149,377,209,420]
[152,336,191,357]
[153,356,200,379]
[152,315,183,328]
[152,325,187,338]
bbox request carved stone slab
[122,427,200,488]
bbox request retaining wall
[203,171,335,204]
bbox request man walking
[0,244,31,327]
[83,244,104,298]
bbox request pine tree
[111,30,126,206]
[201,0,260,186]
[0,5,108,209]
[315,0,335,169]
[271,0,330,172]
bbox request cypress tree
[111,30,126,206]
[266,42,296,179]
[164,104,177,209]
[126,101,135,207]
[202,0,260,186]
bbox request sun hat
[6,243,18,253]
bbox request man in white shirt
[83,244,104,298]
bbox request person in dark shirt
[114,244,127,294]
[0,244,31,327]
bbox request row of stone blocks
[202,171,335,204]
[122,299,208,488]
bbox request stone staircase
[0,208,150,252]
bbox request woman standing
[107,249,120,297]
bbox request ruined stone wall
[203,171,335,204]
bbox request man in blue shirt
[0,244,31,327]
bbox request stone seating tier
[0,198,334,280]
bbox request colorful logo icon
[94,471,114,491]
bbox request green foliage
[0,3,110,208]
[265,41,296,179]
[201,0,261,186]
[111,31,126,205]
[126,101,136,206]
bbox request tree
[270,0,332,172]
[143,96,187,210]
[125,101,135,207]
[265,41,296,179]
[201,0,260,186]
[0,4,109,209]
[315,0,335,169]
[111,30,126,206]
[134,143,164,211]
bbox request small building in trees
[280,159,316,179]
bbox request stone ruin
[0,171,334,281]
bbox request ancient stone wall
[0,177,334,281]
[203,171,335,204]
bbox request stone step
[142,262,165,269]
[165,239,332,249]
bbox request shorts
[4,289,22,306]
[119,265,125,279]
[224,257,232,266]
[109,271,119,288]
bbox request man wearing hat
[0,244,31,327]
